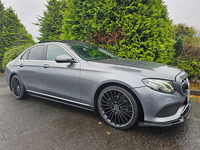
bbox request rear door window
[28,46,45,60]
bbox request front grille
[183,97,189,105]
[181,78,189,95]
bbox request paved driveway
[0,75,200,150]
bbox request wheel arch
[93,82,144,121]
[9,73,20,91]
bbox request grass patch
[190,95,200,103]
[0,72,4,77]
[190,82,200,90]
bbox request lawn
[190,95,200,103]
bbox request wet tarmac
[0,75,200,150]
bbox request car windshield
[67,44,118,60]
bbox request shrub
[172,45,200,80]
[174,36,184,57]
[2,43,34,70]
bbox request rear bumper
[138,102,191,127]
[4,67,11,86]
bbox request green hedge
[61,0,175,64]
[172,45,200,80]
[2,43,34,70]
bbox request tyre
[10,75,27,100]
[97,86,139,129]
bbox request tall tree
[0,0,5,68]
[173,23,197,43]
[35,0,67,41]
[172,23,200,79]
[61,0,175,64]
[0,1,4,29]
[0,1,35,71]
[173,23,199,58]
[1,8,34,48]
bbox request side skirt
[27,90,93,111]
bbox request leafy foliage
[0,1,5,69]
[0,1,35,71]
[35,0,67,41]
[2,43,34,70]
[1,8,34,47]
[61,0,175,64]
[173,23,197,43]
[172,23,200,79]
[174,36,184,57]
[172,45,200,80]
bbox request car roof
[38,40,90,45]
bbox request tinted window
[68,44,118,60]
[21,50,30,60]
[28,46,45,60]
[46,45,69,61]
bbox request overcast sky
[1,0,200,42]
[164,0,200,30]
[1,0,47,42]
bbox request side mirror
[55,54,77,63]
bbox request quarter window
[28,46,45,60]
[21,50,30,60]
[46,45,70,61]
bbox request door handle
[43,64,50,68]
[19,63,23,67]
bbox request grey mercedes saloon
[5,40,191,129]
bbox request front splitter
[138,103,192,127]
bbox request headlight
[142,79,175,93]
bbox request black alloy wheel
[98,86,139,129]
[11,75,26,99]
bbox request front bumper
[132,85,191,127]
[138,102,191,127]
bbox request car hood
[87,58,182,80]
